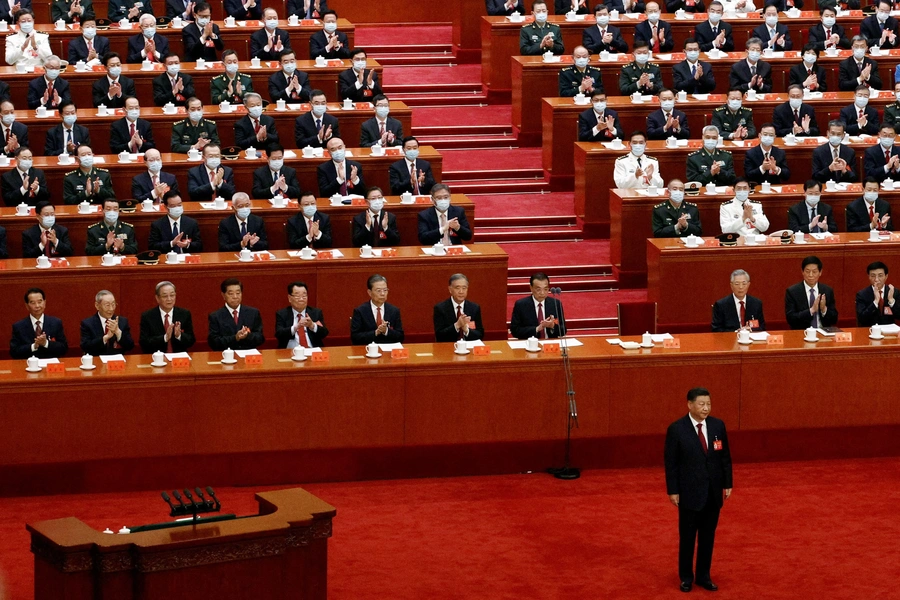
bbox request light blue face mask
[104,211,118,225]
[236,207,252,220]
[330,149,346,162]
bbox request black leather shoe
[697,580,718,591]
[680,581,692,592]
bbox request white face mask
[789,98,802,110]
[405,149,419,161]
[126,109,140,121]
[225,63,239,75]
[534,10,548,22]
[42,215,56,228]
[206,157,221,170]
[686,50,700,62]
[167,64,181,76]
[283,62,296,75]
[865,191,879,202]
[268,159,284,171]
[105,211,118,225]
[882,136,896,149]
[593,101,606,112]
[853,48,866,60]
[877,10,889,22]
[265,19,278,30]
[46,69,60,81]
[822,16,835,28]
[765,15,778,26]
[311,104,327,117]
[236,207,251,220]
[829,135,843,146]
[734,190,749,202]
[574,57,589,69]
[660,100,675,112]
[703,138,718,150]
[18,159,32,171]
[108,66,121,78]
[248,105,263,119]
[168,205,184,218]
[630,143,645,156]
[803,54,816,64]
[596,15,609,25]
[323,21,337,33]
[1,113,14,126]
[895,92,900,102]
[669,190,684,203]
[368,199,384,213]
[805,195,820,206]
[708,12,722,24]
[83,27,97,40]
[647,11,659,22]
[197,17,210,27]
[855,96,869,108]
[353,59,367,71]
[19,21,33,34]
[148,160,162,173]
[375,106,390,119]
[80,156,94,169]
[330,149,345,162]
[302,204,317,218]
[434,199,451,212]
[189,110,203,123]
[635,53,649,65]
[727,99,742,111]
[760,135,775,146]
[747,50,761,62]
[143,27,156,38]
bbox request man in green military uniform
[210,49,254,105]
[884,82,900,128]
[558,45,603,97]
[86,198,138,255]
[618,40,662,96]
[653,179,702,237]
[711,89,757,141]
[171,97,221,154]
[687,125,737,185]
[519,1,564,55]
[63,145,116,205]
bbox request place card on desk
[165,352,191,362]
[421,245,471,255]
[287,249,345,258]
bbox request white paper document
[287,249,345,258]
[99,354,126,363]
[37,358,60,367]
[378,343,404,351]
[421,245,471,255]
[650,334,674,343]
[749,332,769,341]
[164,352,191,361]
[234,349,261,358]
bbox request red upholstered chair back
[617,302,657,336]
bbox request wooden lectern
[26,488,335,600]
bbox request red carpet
[500,240,611,268]
[413,105,513,128]
[473,192,573,218]
[442,147,542,172]
[383,65,481,86]
[355,25,452,46]
[3,458,899,599]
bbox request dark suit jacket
[751,23,793,50]
[711,294,765,331]
[486,0,525,14]
[772,101,819,137]
[729,59,773,93]
[785,282,838,330]
[67,35,111,64]
[166,0,192,18]
[388,158,435,195]
[787,200,837,234]
[187,164,236,201]
[152,72,196,106]
[0,80,7,103]
[274,306,329,348]
[360,117,403,148]
[666,0,704,11]
[838,56,882,91]
[646,108,690,140]
[309,30,350,60]
[21,224,74,258]
[286,211,332,248]
[250,28,292,61]
[351,210,399,247]
[234,114,279,149]
[108,0,154,20]
[555,0,590,13]
[349,301,404,344]
[1,122,27,158]
[856,285,899,326]
[664,414,733,511]
[43,124,91,157]
[251,164,301,199]
[224,0,261,19]
[287,0,330,17]
[846,197,893,232]
[268,70,311,103]
[417,205,472,245]
[80,314,135,355]
[693,20,733,52]
[126,33,170,64]
[604,0,645,10]
[294,112,340,148]
[10,315,68,359]
[808,22,850,51]
[148,215,202,252]
[672,59,716,94]
[860,15,900,48]
[1,167,49,206]
[433,298,484,343]
[110,117,155,153]
[317,159,364,198]
[581,23,628,54]
[743,144,790,184]
[51,0,96,22]
[27,76,71,110]
[864,144,900,182]
[811,143,857,183]
[634,20,674,53]
[337,68,383,102]
[139,306,196,353]
[131,170,179,203]
[91,76,136,109]
[207,305,265,350]
[182,22,224,62]
[0,225,6,258]
[509,295,562,339]
[788,62,828,92]
[577,108,621,142]
[839,104,880,136]
[218,213,269,251]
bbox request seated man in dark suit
[295,89,339,148]
[139,280,196,354]
[349,274,404,345]
[811,120,857,183]
[338,48,383,102]
[224,0,261,19]
[92,53,136,109]
[127,14,170,64]
[10,287,68,359]
[109,0,154,22]
[44,101,91,157]
[389,136,436,195]
[751,5,793,51]
[434,273,484,343]
[1,101,29,157]
[187,144,236,201]
[22,201,74,258]
[51,0,95,24]
[275,281,329,349]
[577,91,621,143]
[352,186,399,247]
[808,7,850,51]
[711,269,765,332]
[67,18,110,64]
[787,180,838,234]
[251,143,301,199]
[26,55,70,110]
[360,94,403,147]
[218,192,268,252]
[582,4,627,54]
[510,272,563,339]
[634,3,673,53]
[785,255,839,330]
[558,46,603,98]
[840,86,880,136]
[556,0,590,14]
[110,96,156,154]
[287,191,332,249]
[251,8,292,61]
[646,88,689,140]
[288,0,329,18]
[672,38,715,95]
[132,148,180,203]
[235,92,279,150]
[269,50,311,103]
[317,136,364,197]
[207,278,266,350]
[2,146,49,206]
[729,38,772,93]
[665,0,704,12]
[167,0,194,19]
[839,36,883,91]
[847,177,892,232]
[309,11,351,60]
[772,85,820,137]
[182,2,224,62]
[789,45,827,92]
[864,123,900,182]
[693,2,733,52]
[80,290,136,355]
[486,0,525,15]
[859,0,900,49]
[856,261,898,326]
[744,123,790,185]
[153,55,196,106]
[417,183,472,245]
[148,190,202,253]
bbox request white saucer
[525,347,542,353]
[703,191,718,195]
[221,358,238,364]
[80,364,96,370]
[804,337,818,343]
[868,238,882,242]
[366,352,382,358]
[25,366,42,372]
[359,254,375,258]
[639,342,654,348]
[299,255,316,260]
[291,354,308,361]
[793,240,807,244]
[869,335,885,340]
[35,264,51,269]
[454,349,470,355]
[238,257,254,262]
[737,340,752,345]
[150,361,167,368]
[274,107,288,112]
[100,262,117,267]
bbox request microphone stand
[546,287,580,480]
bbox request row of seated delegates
[48,0,331,23]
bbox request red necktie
[537,302,546,339]
[129,122,136,138]
[651,25,659,52]
[375,306,383,327]
[4,127,8,144]
[296,313,308,347]
[152,174,159,190]
[860,110,864,119]
[379,121,385,136]
[88,39,93,52]
[870,204,876,223]
[35,321,43,337]
[233,309,239,324]
[456,305,465,340]
[697,423,707,454]
[307,219,315,247]
[410,162,419,194]
[887,150,892,164]
[739,300,746,326]
[878,289,885,313]
[164,312,171,353]
[253,119,260,134]
[340,167,348,195]
[826,28,831,39]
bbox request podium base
[547,466,581,480]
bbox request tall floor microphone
[547,286,580,480]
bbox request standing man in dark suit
[812,120,857,184]
[187,144,236,201]
[352,186,399,247]
[92,53,136,109]
[646,88,689,140]
[785,256,839,330]
[44,101,90,157]
[309,11,350,60]
[839,36,883,91]
[633,3,673,53]
[110,96,156,154]
[434,273,484,343]
[182,2,223,62]
[581,4,627,54]
[856,261,898,326]
[360,94,403,147]
[349,274,404,345]
[224,0,261,19]
[288,0,329,18]
[80,290,135,355]
[839,86,880,136]
[389,136,436,195]
[1,101,29,158]
[2,147,48,206]
[218,192,268,251]
[864,124,900,182]
[693,2,732,52]
[26,55,70,110]
[729,38,772,93]
[417,183,472,245]
[711,269,765,332]
[153,55,195,106]
[268,50,311,103]
[808,7,850,51]
[787,180,837,234]
[744,123,790,185]
[772,85,820,137]
[131,148,179,204]
[672,39,715,95]
[251,8,292,60]
[486,0,524,15]
[207,278,266,350]
[846,177,892,232]
[577,91,620,143]
[148,190,202,253]
[338,48,382,102]
[139,280,196,354]
[752,5,793,51]
[664,387,733,593]
[294,89,339,148]
[127,14,170,64]
[234,92,279,150]
[317,137,364,197]
[509,272,562,339]
[287,191,332,249]
[252,143,301,199]
[10,287,68,359]
[860,1,900,49]
[275,281,329,349]
[22,201,74,258]
[67,18,110,64]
